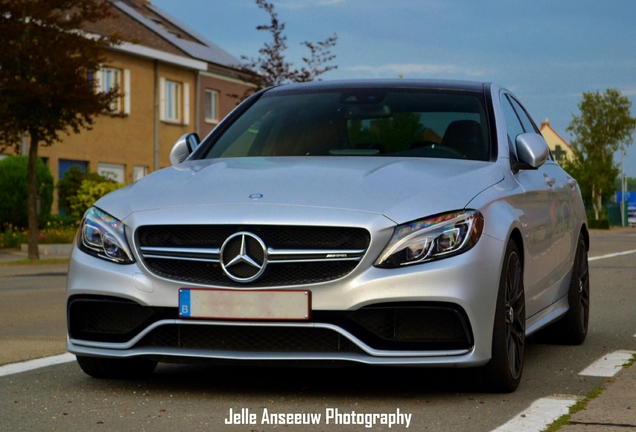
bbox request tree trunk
[27,131,40,260]
[591,184,600,220]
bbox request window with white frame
[133,166,148,181]
[95,67,131,115]
[160,78,190,124]
[205,89,219,123]
[98,163,125,183]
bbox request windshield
[204,88,491,161]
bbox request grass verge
[542,354,636,431]
[0,258,69,266]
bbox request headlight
[78,207,135,264]
[375,210,483,268]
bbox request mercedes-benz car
[66,80,589,392]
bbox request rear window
[204,88,491,161]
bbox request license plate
[179,288,311,320]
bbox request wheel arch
[580,223,590,251]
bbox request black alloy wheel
[540,232,589,344]
[503,247,525,380]
[478,240,525,393]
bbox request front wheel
[76,356,157,379]
[478,240,525,393]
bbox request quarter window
[501,95,525,145]
[508,96,537,133]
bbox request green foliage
[348,113,426,153]
[69,179,125,219]
[615,176,636,192]
[56,166,111,216]
[563,89,636,220]
[0,0,122,151]
[0,156,54,229]
[588,219,610,229]
[1,225,26,248]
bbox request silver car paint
[66,81,587,367]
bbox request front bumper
[66,228,505,367]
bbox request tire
[536,233,589,345]
[478,240,525,393]
[76,356,157,379]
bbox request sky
[151,0,636,177]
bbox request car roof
[264,79,489,94]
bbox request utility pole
[621,150,627,226]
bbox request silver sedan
[66,80,589,392]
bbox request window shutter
[183,82,190,125]
[124,69,131,115]
[159,77,166,121]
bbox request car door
[501,94,572,318]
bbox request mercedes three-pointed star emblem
[220,232,268,283]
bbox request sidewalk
[559,361,636,431]
[0,247,71,263]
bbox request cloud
[621,87,636,97]
[277,0,344,9]
[345,63,493,79]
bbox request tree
[0,0,121,259]
[561,89,636,220]
[615,176,636,192]
[238,0,338,96]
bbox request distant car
[628,206,636,226]
[66,80,589,392]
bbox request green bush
[56,166,111,216]
[1,225,27,248]
[0,155,54,230]
[69,179,125,219]
[588,219,610,229]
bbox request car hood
[96,157,504,224]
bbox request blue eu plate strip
[179,289,191,317]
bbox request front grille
[136,325,364,353]
[143,259,358,287]
[136,225,370,287]
[138,225,369,249]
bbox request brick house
[1,0,253,212]
[540,119,574,163]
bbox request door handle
[544,174,556,187]
[567,178,578,189]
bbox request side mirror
[169,133,200,166]
[513,133,549,170]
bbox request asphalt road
[0,230,634,432]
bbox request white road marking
[0,353,75,377]
[493,350,636,432]
[579,350,636,377]
[492,397,578,432]
[588,249,636,261]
